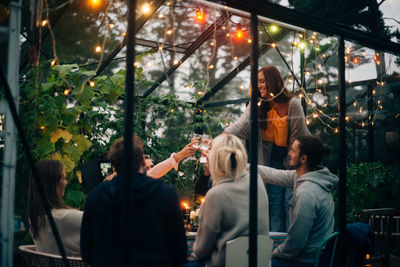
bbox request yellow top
[261,108,289,147]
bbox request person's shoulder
[86,181,109,202]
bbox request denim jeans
[267,144,291,232]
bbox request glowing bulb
[158,14,165,19]
[89,0,100,8]
[95,46,102,53]
[233,56,238,60]
[174,60,179,65]
[141,3,151,14]
[40,125,45,130]
[64,89,71,95]
[50,59,56,67]
[239,84,245,90]
[167,29,173,35]
[197,91,203,95]
[353,57,359,64]
[108,23,115,29]
[41,20,48,27]
[121,32,126,37]
[306,119,310,125]
[208,64,214,69]
[181,202,189,209]
[299,42,305,49]
[270,25,278,32]
[345,116,350,121]
[133,62,138,67]
[158,46,163,51]
[372,90,376,95]
[362,121,365,127]
[234,28,244,40]
[247,39,252,44]
[195,8,205,22]
[312,113,318,118]
[334,128,339,134]
[226,33,230,37]
[210,42,215,46]
[292,42,298,47]
[170,108,174,113]
[257,101,261,106]
[271,43,277,48]
[222,26,226,30]
[89,81,95,87]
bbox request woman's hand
[202,150,210,176]
[174,138,200,163]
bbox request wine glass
[192,133,202,149]
[199,135,211,163]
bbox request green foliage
[333,162,399,223]
[17,62,232,211]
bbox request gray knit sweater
[225,97,310,166]
[191,172,269,267]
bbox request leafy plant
[333,161,399,223]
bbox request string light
[353,57,359,64]
[233,56,238,60]
[89,0,101,8]
[89,81,95,87]
[174,59,179,65]
[170,108,174,113]
[234,28,244,40]
[247,39,252,44]
[158,14,165,19]
[299,42,305,49]
[40,125,45,130]
[41,20,48,27]
[121,32,126,37]
[50,59,56,67]
[270,43,277,48]
[239,84,245,90]
[269,25,278,33]
[64,89,71,95]
[195,8,205,22]
[167,29,173,35]
[108,23,115,29]
[95,46,102,53]
[141,3,151,14]
[208,64,214,69]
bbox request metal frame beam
[197,29,290,105]
[95,0,165,76]
[218,0,400,56]
[142,11,230,97]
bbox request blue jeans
[271,258,314,267]
[267,144,292,232]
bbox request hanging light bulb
[269,25,278,33]
[353,57,359,64]
[195,8,205,22]
[95,46,102,53]
[89,81,95,87]
[141,3,151,14]
[234,27,244,40]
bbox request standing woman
[224,65,310,232]
[28,159,82,256]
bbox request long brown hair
[28,159,66,240]
[258,66,293,130]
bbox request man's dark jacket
[80,172,187,267]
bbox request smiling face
[289,140,303,169]
[258,71,269,99]
[57,167,67,198]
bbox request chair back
[360,208,395,267]
[19,245,91,267]
[313,232,339,267]
[225,235,273,267]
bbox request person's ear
[300,154,307,164]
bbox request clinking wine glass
[199,135,211,163]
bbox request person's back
[80,136,187,267]
[81,172,187,267]
[35,208,82,257]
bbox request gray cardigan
[191,172,269,267]
[225,97,310,166]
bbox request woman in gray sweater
[187,134,269,267]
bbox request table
[186,231,288,254]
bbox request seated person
[28,159,82,256]
[256,135,338,267]
[80,136,187,267]
[187,134,269,267]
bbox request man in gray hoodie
[257,135,339,267]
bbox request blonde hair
[209,134,248,182]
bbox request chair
[225,235,273,267]
[360,208,395,267]
[19,245,91,267]
[313,232,339,267]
